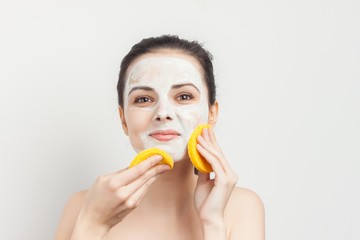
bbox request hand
[71,155,170,239]
[193,127,238,225]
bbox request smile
[149,130,181,142]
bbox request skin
[55,49,265,240]
[122,53,210,160]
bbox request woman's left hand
[193,127,238,226]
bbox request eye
[177,94,193,101]
[134,96,153,104]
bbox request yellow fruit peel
[187,124,213,173]
[129,148,174,169]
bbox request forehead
[125,50,204,85]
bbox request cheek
[125,107,153,137]
[125,107,151,130]
[176,105,209,140]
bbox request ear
[207,101,219,127]
[118,106,128,135]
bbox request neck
[139,159,198,214]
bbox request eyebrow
[128,86,155,96]
[171,83,200,93]
[128,83,200,96]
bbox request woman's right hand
[71,155,170,240]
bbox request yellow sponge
[129,148,174,169]
[187,124,213,173]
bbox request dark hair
[117,35,216,108]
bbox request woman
[55,35,265,240]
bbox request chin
[142,138,188,160]
[156,145,186,162]
[170,151,188,162]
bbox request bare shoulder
[225,187,265,240]
[54,190,88,240]
[229,187,264,210]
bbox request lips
[149,129,180,142]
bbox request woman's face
[121,51,212,161]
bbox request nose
[154,98,175,122]
[155,114,172,122]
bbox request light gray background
[0,0,359,239]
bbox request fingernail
[154,155,163,161]
[160,165,170,173]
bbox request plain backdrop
[0,0,359,239]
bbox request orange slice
[187,124,213,173]
[129,148,174,169]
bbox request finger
[123,170,165,209]
[196,143,226,178]
[110,164,170,212]
[201,128,222,154]
[196,171,210,185]
[197,135,231,173]
[201,127,211,141]
[111,154,164,187]
[208,127,222,152]
[100,164,168,216]
[121,164,170,194]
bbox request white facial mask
[123,54,210,161]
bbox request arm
[228,188,265,240]
[55,191,87,240]
[54,155,170,240]
[193,127,238,240]
[200,188,265,240]
[194,128,265,240]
